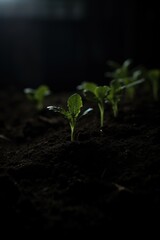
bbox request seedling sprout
[47,93,92,142]
[24,85,50,110]
[77,82,110,128]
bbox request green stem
[70,122,75,142]
[98,103,104,128]
[113,103,118,117]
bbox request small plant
[78,79,145,121]
[47,93,92,142]
[124,70,143,100]
[107,79,123,117]
[77,82,110,128]
[108,78,145,117]
[106,59,144,100]
[24,85,50,110]
[147,69,160,101]
[106,59,132,80]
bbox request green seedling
[118,70,144,100]
[24,85,50,110]
[147,69,160,101]
[106,59,144,100]
[108,77,145,117]
[106,59,132,79]
[124,70,143,100]
[107,79,123,117]
[77,82,110,128]
[47,93,92,142]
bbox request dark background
[0,0,160,91]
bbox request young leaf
[95,86,110,100]
[78,82,109,128]
[119,78,145,91]
[34,85,50,103]
[47,93,92,141]
[107,80,122,117]
[24,85,50,110]
[67,93,83,118]
[106,59,132,80]
[47,106,67,116]
[106,59,144,100]
[77,82,97,93]
[123,59,132,69]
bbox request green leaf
[67,93,83,118]
[132,70,142,80]
[47,93,92,141]
[77,82,97,93]
[110,79,123,90]
[123,59,132,69]
[34,85,50,102]
[95,86,110,100]
[120,78,145,90]
[24,85,50,110]
[47,106,66,115]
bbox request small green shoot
[47,93,92,142]
[107,78,145,117]
[77,82,110,128]
[107,79,123,117]
[24,85,50,110]
[124,70,142,100]
[106,59,132,79]
[106,59,144,100]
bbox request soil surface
[0,87,160,236]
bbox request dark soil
[0,87,160,236]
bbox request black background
[0,0,160,91]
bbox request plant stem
[98,103,104,128]
[70,123,75,142]
[113,103,118,117]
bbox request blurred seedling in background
[107,78,144,117]
[47,93,92,142]
[107,79,123,117]
[78,78,145,123]
[24,85,51,110]
[106,59,144,100]
[106,59,132,80]
[77,82,110,128]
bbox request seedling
[107,77,145,117]
[77,82,110,128]
[107,79,123,117]
[106,59,132,79]
[147,69,160,101]
[106,59,144,100]
[24,85,50,110]
[124,70,143,100]
[47,93,92,142]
